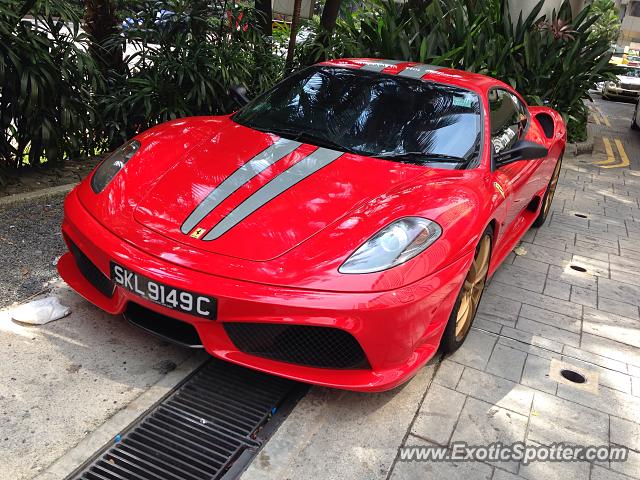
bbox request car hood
[131,119,428,261]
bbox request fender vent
[69,241,115,298]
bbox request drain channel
[71,360,304,480]
[560,369,587,384]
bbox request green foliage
[99,1,283,145]
[0,0,102,172]
[589,0,621,43]
[298,0,620,142]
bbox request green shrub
[100,1,283,145]
[0,0,102,173]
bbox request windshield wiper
[372,152,466,163]
[250,126,356,154]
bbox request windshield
[232,66,482,168]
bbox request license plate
[110,262,216,319]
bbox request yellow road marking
[592,110,602,125]
[595,106,612,127]
[601,138,630,169]
[594,137,617,165]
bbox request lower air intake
[69,241,115,298]
[224,322,370,369]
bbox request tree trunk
[284,0,302,75]
[84,0,123,74]
[319,0,341,32]
[255,0,272,36]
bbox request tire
[440,226,493,354]
[532,155,562,228]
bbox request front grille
[125,302,203,348]
[621,82,640,91]
[69,241,115,298]
[224,322,370,369]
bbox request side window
[488,89,527,154]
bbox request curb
[566,123,595,157]
[36,352,209,480]
[0,182,77,209]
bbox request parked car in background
[632,96,640,130]
[602,66,640,100]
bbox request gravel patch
[0,194,66,308]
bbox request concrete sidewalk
[243,101,640,480]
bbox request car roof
[317,58,507,94]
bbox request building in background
[617,0,640,48]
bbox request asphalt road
[589,92,640,170]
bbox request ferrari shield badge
[190,227,206,239]
[493,182,505,198]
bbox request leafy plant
[99,0,283,145]
[0,0,102,173]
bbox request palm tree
[84,0,123,74]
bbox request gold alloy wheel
[542,159,562,217]
[455,235,491,341]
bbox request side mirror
[495,140,548,166]
[228,85,250,107]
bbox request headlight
[605,81,619,88]
[91,140,141,193]
[339,217,442,274]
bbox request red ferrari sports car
[58,58,565,392]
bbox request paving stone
[455,368,534,416]
[514,242,572,266]
[390,449,494,480]
[610,448,640,479]
[633,377,640,398]
[597,297,640,320]
[542,279,571,300]
[492,265,548,294]
[557,383,640,424]
[500,326,565,355]
[477,294,521,324]
[571,285,598,308]
[433,359,465,390]
[521,354,557,395]
[581,333,640,368]
[410,383,466,446]
[486,282,583,319]
[519,304,581,333]
[492,469,526,480]
[518,454,591,480]
[515,317,580,347]
[583,307,640,349]
[591,465,635,480]
[599,277,640,307]
[611,416,640,451]
[512,256,550,274]
[448,329,497,370]
[562,345,629,374]
[560,356,632,394]
[498,336,562,361]
[528,391,609,445]
[548,264,598,289]
[450,397,528,473]
[486,344,527,382]
[474,315,504,334]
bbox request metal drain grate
[72,360,302,480]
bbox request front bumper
[603,85,640,98]
[59,188,473,392]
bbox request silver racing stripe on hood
[180,137,301,234]
[397,64,441,79]
[203,148,344,241]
